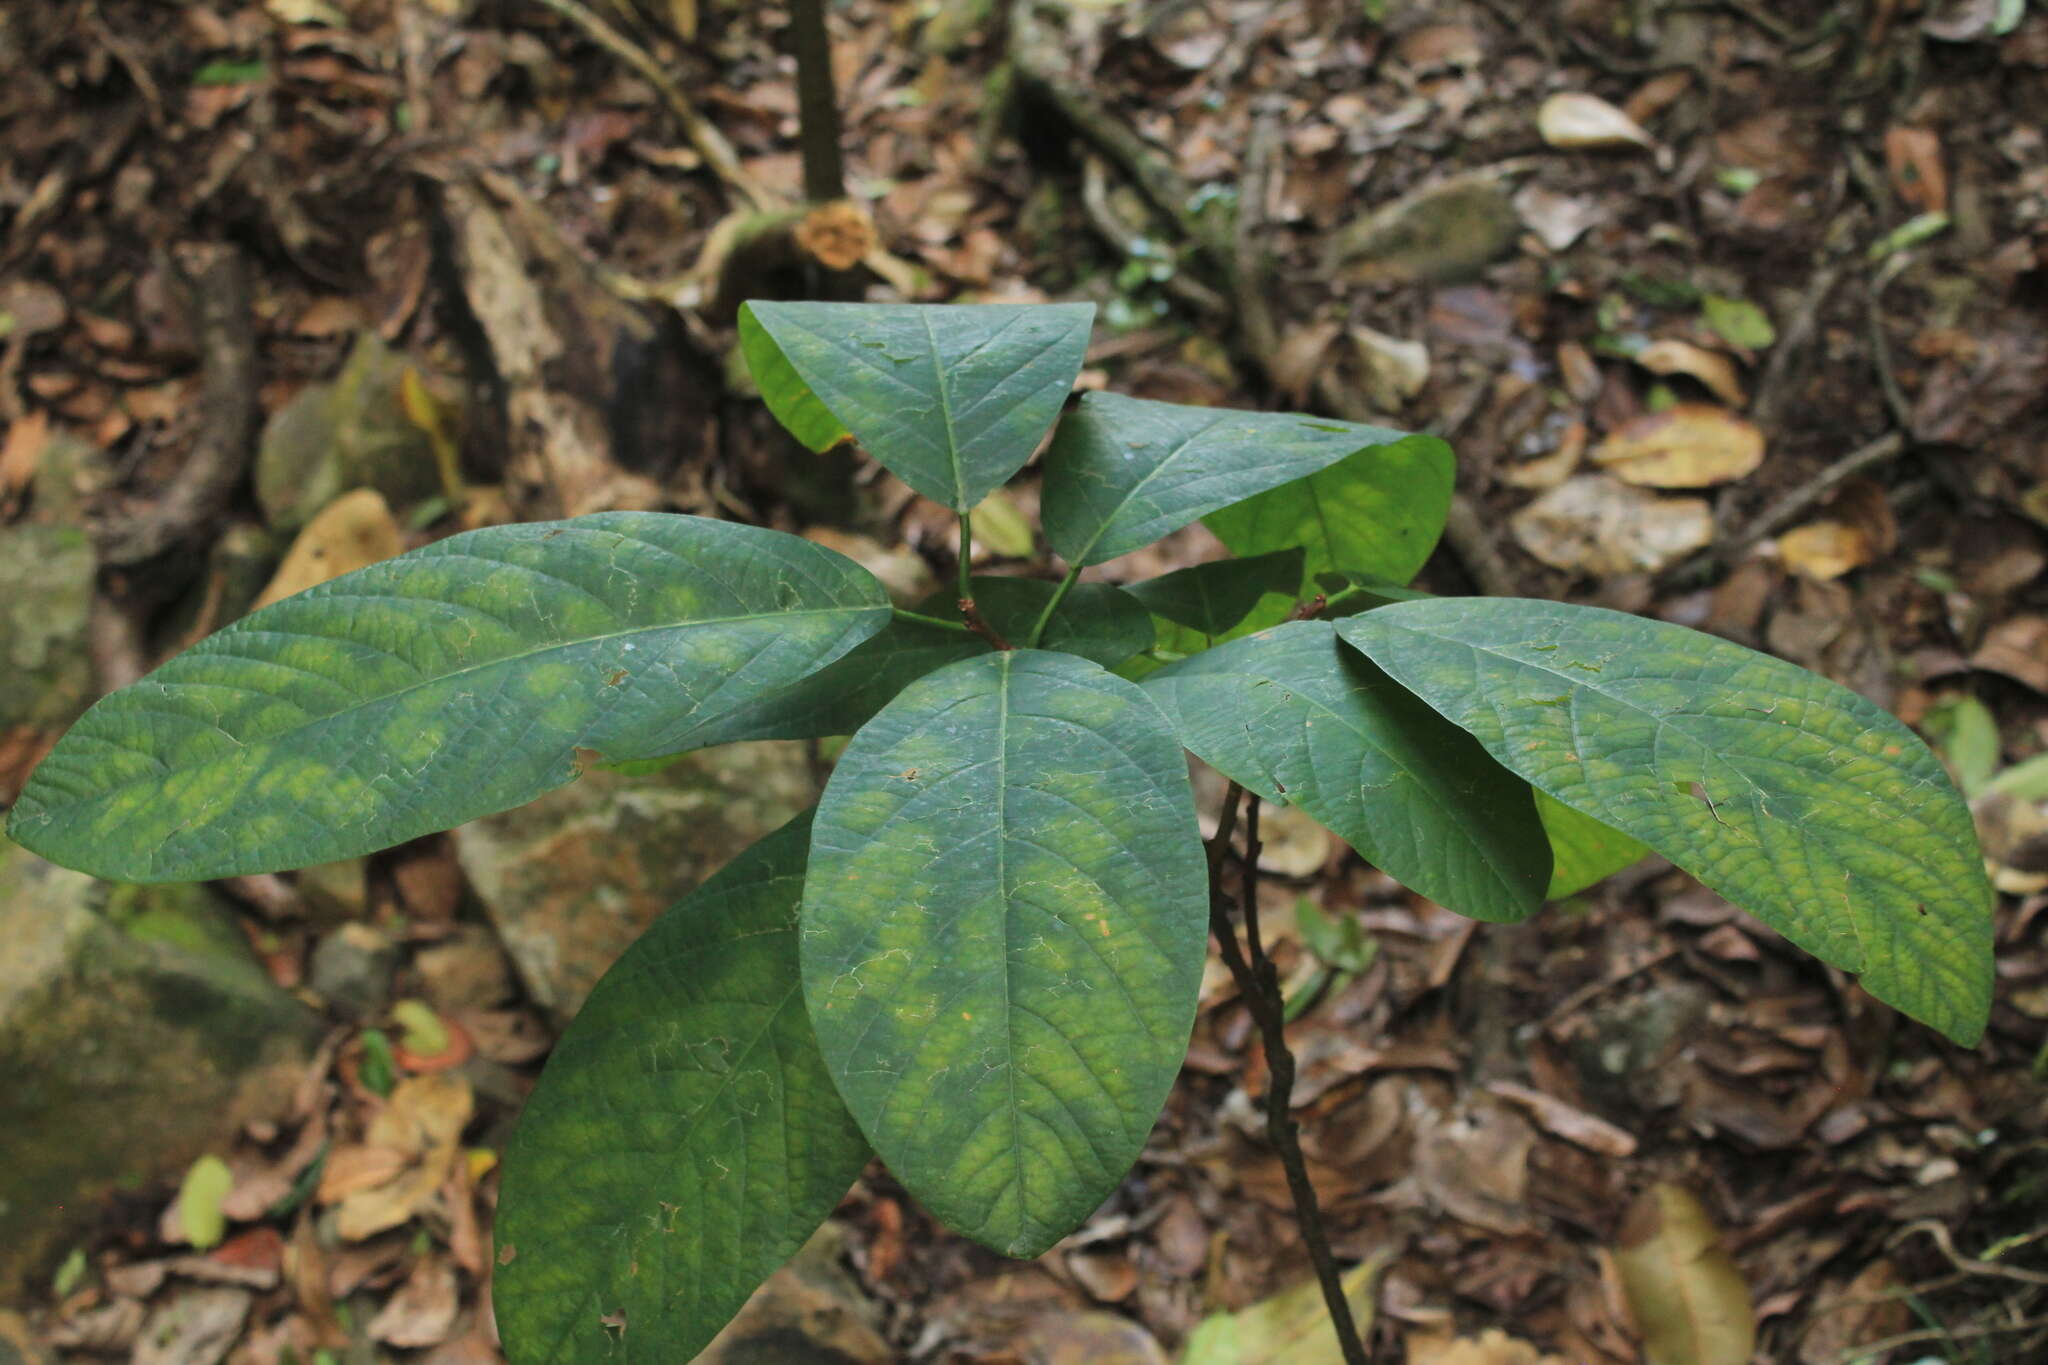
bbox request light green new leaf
[740,301,1095,510]
[495,813,870,1365]
[1339,599,1995,1044]
[1143,622,1549,923]
[1041,392,1436,566]
[801,650,1208,1257]
[1538,790,1649,900]
[1203,433,1453,587]
[8,514,890,882]
[1125,548,1306,636]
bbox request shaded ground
[3,0,2047,1361]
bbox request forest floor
[3,0,2048,1362]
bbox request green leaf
[671,577,1154,751]
[176,1155,233,1251]
[1143,622,1549,923]
[739,301,1095,510]
[1125,548,1305,635]
[1203,434,1454,588]
[1339,599,1995,1045]
[1538,790,1649,899]
[1700,294,1776,349]
[8,514,890,881]
[1922,695,2000,799]
[1040,393,1437,567]
[495,813,870,1365]
[957,577,1153,669]
[801,650,1208,1257]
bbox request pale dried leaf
[1407,1327,1573,1365]
[1592,405,1765,488]
[1635,340,1747,406]
[1348,326,1430,409]
[253,488,403,609]
[1502,420,1586,489]
[1972,614,2048,692]
[1777,521,1874,581]
[1512,476,1713,575]
[1538,93,1656,151]
[368,1253,460,1348]
[1613,1184,1755,1365]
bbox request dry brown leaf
[1512,476,1713,576]
[1502,419,1586,490]
[1592,405,1765,488]
[1635,340,1747,406]
[330,1074,473,1242]
[1407,1327,1572,1364]
[253,488,403,609]
[368,1252,460,1348]
[0,408,50,506]
[1612,1184,1755,1365]
[1348,326,1429,410]
[1972,614,2048,692]
[1884,126,1949,214]
[1538,93,1656,151]
[795,199,878,272]
[1514,183,1603,251]
[1483,1081,1638,1156]
[1269,320,1343,406]
[1777,521,1874,581]
[1798,1258,1910,1364]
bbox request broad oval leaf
[1203,433,1454,587]
[1143,621,1550,923]
[1041,392,1438,566]
[7,514,890,882]
[660,577,1154,751]
[1125,548,1306,636]
[958,577,1154,668]
[1339,599,1995,1044]
[740,301,1095,510]
[1538,789,1648,900]
[495,812,870,1365]
[801,650,1208,1257]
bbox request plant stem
[891,607,973,633]
[790,0,845,203]
[1206,782,1371,1364]
[957,508,975,603]
[1024,562,1083,649]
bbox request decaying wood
[94,244,260,568]
[432,169,718,519]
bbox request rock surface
[0,524,94,731]
[0,839,323,1297]
[453,741,815,1023]
[253,331,449,532]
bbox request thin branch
[529,0,777,211]
[958,598,1012,650]
[1206,782,1371,1364]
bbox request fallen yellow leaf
[1538,93,1656,151]
[253,489,403,609]
[1592,404,1765,488]
[1777,520,1873,581]
[1613,1183,1755,1365]
[1635,340,1747,407]
[1512,475,1713,576]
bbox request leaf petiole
[891,607,974,633]
[1024,562,1083,648]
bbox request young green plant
[7,302,1994,1364]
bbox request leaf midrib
[27,602,882,815]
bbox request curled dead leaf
[1613,1184,1755,1365]
[1777,521,1874,581]
[795,199,878,272]
[1592,404,1765,488]
[1538,93,1656,152]
[1512,476,1714,576]
[1972,614,2048,693]
[1635,340,1747,407]
[1348,326,1430,410]
[322,1074,473,1242]
[253,489,403,609]
[1502,420,1587,490]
